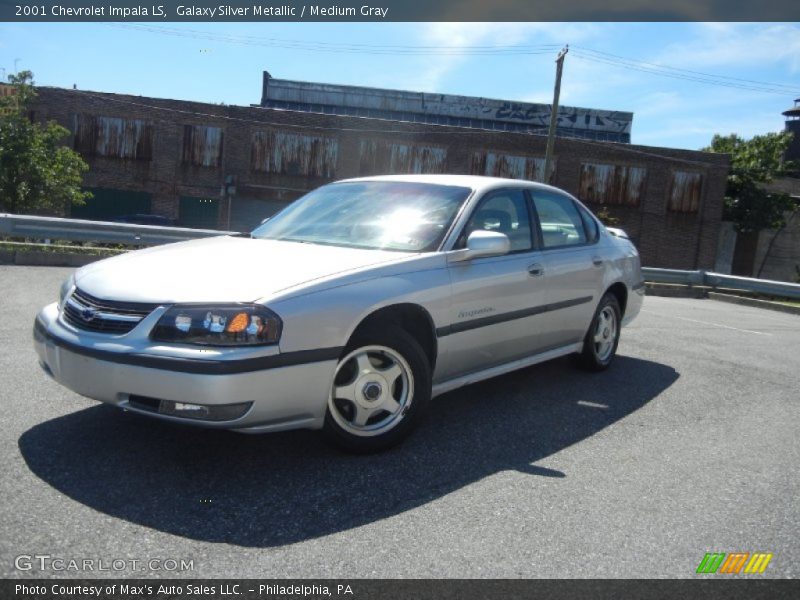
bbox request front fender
[271,267,452,354]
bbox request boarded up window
[668,171,703,213]
[72,114,153,160]
[358,140,447,175]
[182,125,223,168]
[579,162,646,206]
[251,131,338,177]
[469,151,551,182]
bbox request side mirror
[449,230,511,262]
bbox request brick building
[28,85,729,269]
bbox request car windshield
[251,181,472,252]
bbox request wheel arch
[346,303,438,370]
[605,281,628,317]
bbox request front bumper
[622,281,645,327]
[33,302,339,432]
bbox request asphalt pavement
[1,265,798,578]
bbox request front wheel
[323,326,431,453]
[578,293,621,371]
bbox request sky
[1,21,799,150]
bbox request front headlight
[58,274,75,309]
[151,304,282,346]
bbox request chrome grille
[62,288,159,334]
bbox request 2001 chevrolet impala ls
[34,175,643,452]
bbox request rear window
[532,191,587,249]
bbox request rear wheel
[578,293,621,371]
[323,326,431,453]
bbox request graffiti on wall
[264,79,633,135]
[421,97,633,134]
[489,102,632,134]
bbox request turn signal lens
[226,312,249,333]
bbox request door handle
[527,263,544,276]
[592,256,604,266]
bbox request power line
[108,24,800,96]
[569,49,800,96]
[570,52,800,96]
[571,51,793,96]
[571,45,800,93]
[109,23,562,51]
[107,24,560,56]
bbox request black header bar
[3,579,800,600]
[2,0,800,22]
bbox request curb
[0,250,108,267]
[707,292,800,316]
[644,283,708,299]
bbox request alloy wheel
[328,345,414,437]
[593,305,618,362]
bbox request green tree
[703,131,795,233]
[0,71,90,215]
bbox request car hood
[75,236,414,304]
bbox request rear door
[439,188,548,380]
[530,190,605,349]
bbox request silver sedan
[33,175,644,452]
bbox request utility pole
[544,45,568,184]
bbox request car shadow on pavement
[19,355,677,547]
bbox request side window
[458,189,532,252]
[532,191,587,249]
[577,203,599,243]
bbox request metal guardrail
[0,213,239,246]
[643,267,800,301]
[3,214,799,300]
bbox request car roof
[336,174,570,196]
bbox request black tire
[323,325,431,453]
[577,293,621,372]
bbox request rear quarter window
[577,203,600,244]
